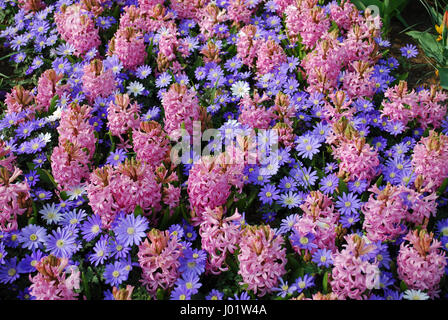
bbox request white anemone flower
[231,80,250,98]
[403,289,430,300]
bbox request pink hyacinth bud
[0,167,31,232]
[50,141,91,191]
[237,224,287,297]
[107,94,141,137]
[35,69,65,112]
[0,140,17,172]
[162,83,201,137]
[18,0,46,13]
[199,207,241,275]
[138,229,183,296]
[397,230,447,298]
[236,25,260,68]
[362,184,408,242]
[133,121,170,169]
[4,85,34,115]
[29,255,80,300]
[168,0,208,20]
[57,103,96,160]
[412,130,448,192]
[330,234,380,299]
[381,81,418,127]
[108,27,147,70]
[256,39,287,76]
[81,59,116,103]
[332,135,379,183]
[54,4,101,57]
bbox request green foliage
[337,178,348,195]
[437,177,448,196]
[322,271,329,294]
[419,0,447,26]
[410,1,448,88]
[407,30,446,62]
[439,67,448,90]
[406,29,448,88]
[351,0,410,34]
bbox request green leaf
[286,253,300,269]
[82,270,91,300]
[31,200,38,220]
[0,51,17,61]
[375,174,384,187]
[315,167,325,179]
[369,0,386,11]
[60,191,68,201]
[396,72,409,81]
[406,31,445,65]
[159,208,172,230]
[225,193,234,210]
[303,263,316,275]
[338,178,348,195]
[350,0,374,11]
[323,271,329,294]
[437,177,448,195]
[156,288,164,300]
[361,192,369,203]
[48,94,59,115]
[386,0,409,14]
[400,280,408,292]
[41,168,58,189]
[426,4,443,25]
[245,188,259,209]
[225,254,239,273]
[439,68,448,90]
[27,165,58,189]
[134,205,144,217]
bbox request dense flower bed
[0,0,447,300]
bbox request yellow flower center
[442,227,448,237]
[56,240,64,248]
